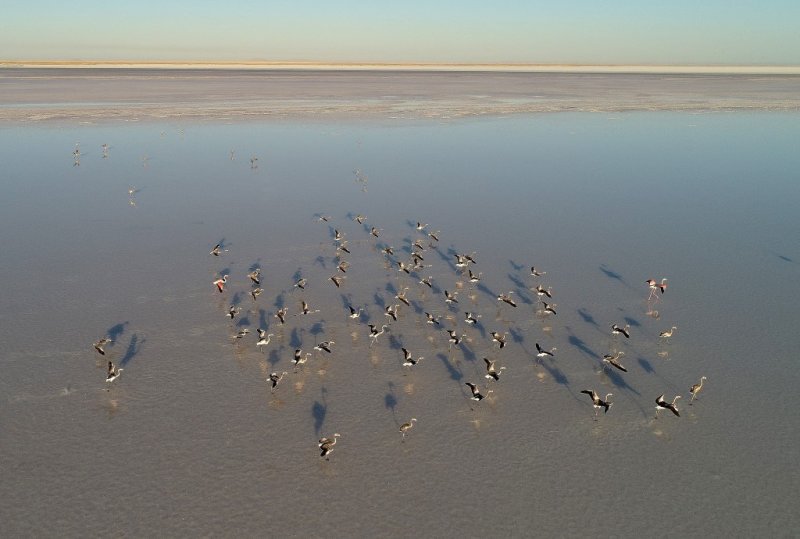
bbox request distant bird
[210,243,228,256]
[301,301,319,315]
[337,242,351,254]
[646,278,668,300]
[655,394,681,418]
[602,351,627,372]
[541,301,557,315]
[416,222,428,231]
[464,312,481,325]
[347,305,363,319]
[317,215,331,222]
[250,287,263,301]
[412,239,426,251]
[355,214,366,224]
[419,276,434,288]
[368,324,389,345]
[659,326,677,339]
[93,337,112,355]
[444,290,459,304]
[314,341,335,354]
[370,227,381,238]
[256,329,274,349]
[330,275,345,288]
[611,324,630,338]
[465,382,490,402]
[319,433,341,459]
[336,260,350,273]
[454,254,471,269]
[106,361,123,383]
[385,304,399,321]
[484,358,505,381]
[333,229,344,242]
[248,268,261,285]
[395,288,411,306]
[535,343,556,358]
[294,278,307,290]
[580,390,613,418]
[399,418,417,439]
[382,246,395,256]
[497,292,517,307]
[213,275,228,293]
[468,269,482,284]
[530,266,546,277]
[234,328,250,339]
[402,348,422,367]
[490,331,507,349]
[397,260,412,274]
[274,307,288,325]
[427,231,440,242]
[227,305,240,319]
[268,371,288,391]
[689,376,707,404]
[534,284,553,298]
[293,349,312,366]
[447,330,465,348]
[425,312,441,326]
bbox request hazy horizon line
[2,60,800,75]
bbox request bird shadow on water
[106,322,129,342]
[388,334,403,351]
[599,264,633,289]
[565,327,601,360]
[539,358,569,387]
[312,387,328,436]
[436,353,463,382]
[385,382,399,424]
[509,260,526,272]
[638,356,655,374]
[507,273,526,290]
[623,316,641,328]
[267,348,282,368]
[577,308,599,330]
[290,327,303,348]
[120,333,145,367]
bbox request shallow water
[1,108,799,537]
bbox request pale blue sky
[2,1,798,65]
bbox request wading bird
[213,275,229,293]
[314,341,335,354]
[611,324,630,339]
[319,433,340,459]
[402,348,422,367]
[580,390,613,418]
[399,418,417,439]
[93,338,112,356]
[535,343,556,358]
[268,371,288,392]
[106,361,123,383]
[689,376,707,404]
[484,358,505,381]
[602,351,627,372]
[256,329,274,349]
[655,394,681,418]
[497,292,517,307]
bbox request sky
[2,0,799,65]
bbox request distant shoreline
[2,60,800,75]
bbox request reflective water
[1,109,799,536]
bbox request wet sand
[1,75,799,536]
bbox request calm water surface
[1,112,799,537]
